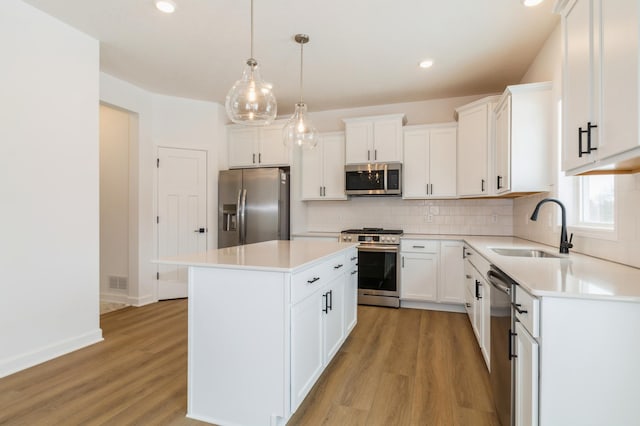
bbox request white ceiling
[23,0,559,116]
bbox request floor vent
[108,275,128,290]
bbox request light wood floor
[0,300,499,425]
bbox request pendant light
[283,34,319,149]
[225,0,277,126]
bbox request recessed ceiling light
[155,0,176,13]
[419,59,434,69]
[522,0,544,6]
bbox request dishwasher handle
[487,268,513,295]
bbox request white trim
[400,300,466,313]
[0,329,103,379]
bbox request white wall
[100,73,226,304]
[515,24,640,268]
[100,105,131,301]
[0,0,102,377]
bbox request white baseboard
[100,292,156,307]
[400,300,466,313]
[0,328,103,379]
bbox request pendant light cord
[250,0,254,59]
[299,41,304,103]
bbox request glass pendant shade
[225,58,277,126]
[283,102,319,149]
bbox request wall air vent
[108,275,128,290]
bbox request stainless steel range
[340,228,403,308]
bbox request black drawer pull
[513,303,528,314]
[350,256,357,261]
[307,277,320,284]
[334,264,343,269]
[412,245,425,249]
[351,270,357,275]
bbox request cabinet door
[429,127,457,197]
[345,121,372,164]
[323,277,344,363]
[301,141,324,200]
[344,264,358,334]
[321,133,347,199]
[400,252,438,301]
[480,274,491,368]
[562,0,597,171]
[228,127,258,168]
[494,95,511,194]
[373,118,402,162]
[597,0,639,160]
[464,260,477,335]
[402,129,429,198]
[515,321,539,426]
[457,104,489,196]
[291,292,324,411]
[439,241,464,304]
[258,124,289,166]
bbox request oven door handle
[358,245,399,253]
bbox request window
[577,175,615,229]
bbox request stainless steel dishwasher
[487,265,516,426]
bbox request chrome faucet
[530,198,573,254]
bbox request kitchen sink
[491,248,560,258]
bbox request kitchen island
[156,240,358,426]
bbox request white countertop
[155,240,357,273]
[463,236,640,302]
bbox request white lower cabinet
[400,239,465,308]
[344,251,358,333]
[290,249,354,412]
[464,244,491,369]
[400,251,439,301]
[291,289,324,410]
[515,320,539,426]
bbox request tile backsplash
[305,197,513,235]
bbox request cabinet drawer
[401,239,439,253]
[515,285,539,338]
[464,245,491,277]
[292,254,347,304]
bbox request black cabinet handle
[333,264,343,270]
[481,179,485,192]
[509,329,517,360]
[475,279,482,300]
[578,122,598,157]
[322,293,328,313]
[350,256,357,261]
[350,270,357,275]
[465,303,472,308]
[307,277,320,284]
[258,153,262,163]
[328,290,333,311]
[513,303,528,314]
[252,153,256,164]
[497,175,503,190]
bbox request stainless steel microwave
[344,163,402,196]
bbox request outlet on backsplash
[425,214,434,223]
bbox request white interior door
[157,147,207,299]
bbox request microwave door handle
[384,164,388,192]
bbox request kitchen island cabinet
[157,240,357,426]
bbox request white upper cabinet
[403,123,457,199]
[343,114,407,164]
[456,96,500,197]
[301,132,347,200]
[493,82,552,195]
[227,120,290,168]
[556,0,640,175]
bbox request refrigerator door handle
[239,188,247,244]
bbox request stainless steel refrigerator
[218,167,290,249]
